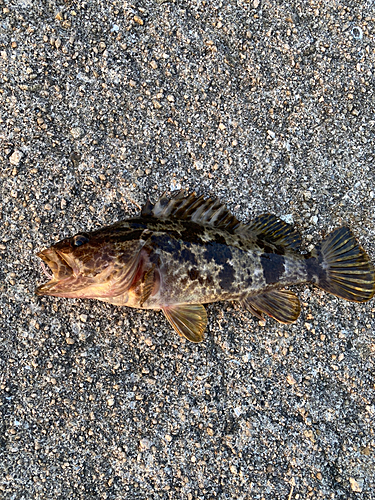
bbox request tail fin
[311,227,375,302]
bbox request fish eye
[72,234,89,247]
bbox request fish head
[36,223,145,299]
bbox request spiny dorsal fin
[241,289,301,324]
[247,214,302,251]
[162,303,207,342]
[141,198,154,217]
[140,190,244,233]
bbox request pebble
[139,438,151,450]
[280,214,294,224]
[351,26,363,40]
[9,150,22,166]
[349,477,363,493]
[70,127,84,139]
[133,15,144,25]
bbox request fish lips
[36,248,75,296]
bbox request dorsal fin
[246,214,302,251]
[141,198,154,217]
[140,190,244,233]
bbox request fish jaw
[35,243,140,300]
[36,247,84,297]
[35,247,101,298]
[37,248,73,278]
[35,277,79,297]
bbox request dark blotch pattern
[188,267,201,281]
[218,265,236,291]
[128,221,149,230]
[260,253,285,284]
[169,220,227,246]
[179,222,208,243]
[180,276,189,287]
[150,234,182,253]
[180,246,198,267]
[202,242,236,291]
[107,229,145,243]
[207,232,228,246]
[305,254,324,284]
[203,242,233,267]
[204,274,214,286]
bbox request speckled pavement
[1,1,375,498]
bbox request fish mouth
[35,248,75,295]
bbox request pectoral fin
[242,289,301,324]
[162,304,207,343]
[140,265,158,307]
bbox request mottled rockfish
[36,191,375,342]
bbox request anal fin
[162,304,207,343]
[242,289,301,324]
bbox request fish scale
[36,191,375,343]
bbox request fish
[36,191,375,342]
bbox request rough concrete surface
[1,0,375,498]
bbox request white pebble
[349,477,363,493]
[10,150,22,165]
[70,127,83,139]
[139,438,151,450]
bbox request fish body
[36,191,375,342]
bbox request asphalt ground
[1,0,375,498]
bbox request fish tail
[307,227,375,302]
